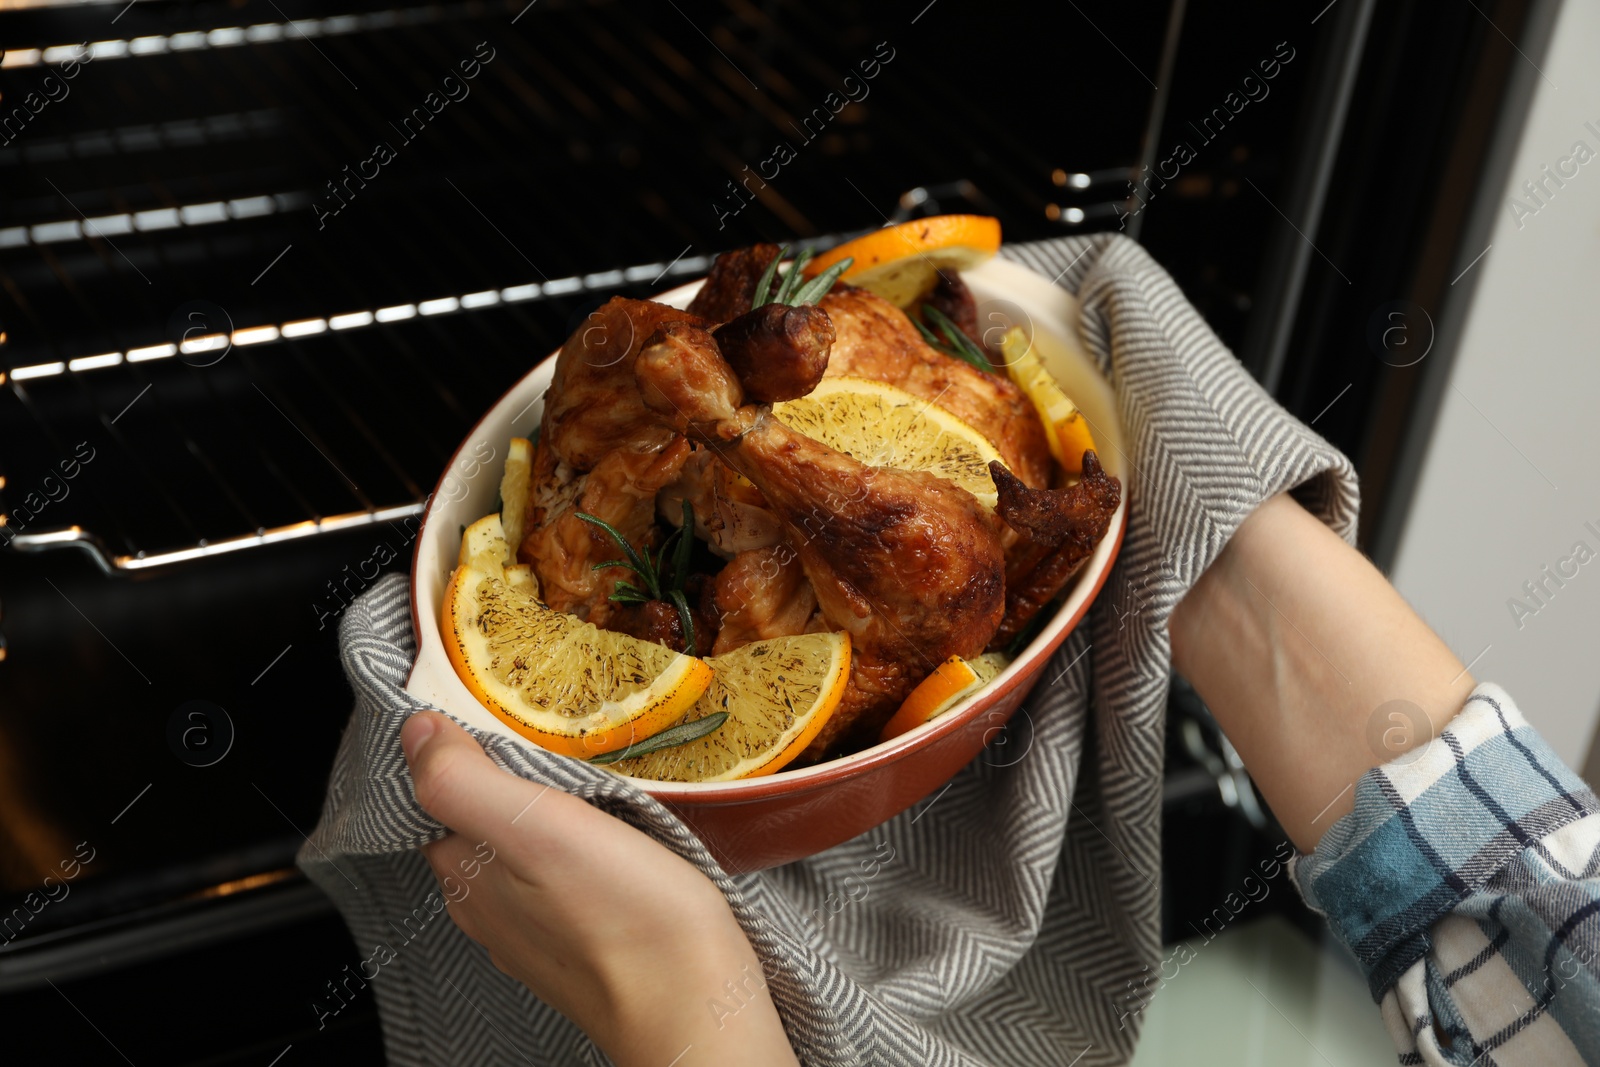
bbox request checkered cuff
[1291,683,1596,1000]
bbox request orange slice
[879,652,1011,742]
[605,631,851,782]
[771,377,1005,508]
[802,215,1001,307]
[443,514,714,758]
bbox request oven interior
[0,0,1334,1059]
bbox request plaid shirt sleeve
[1292,683,1600,1066]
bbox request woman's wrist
[1171,492,1475,851]
[596,906,798,1067]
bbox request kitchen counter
[1130,914,1396,1066]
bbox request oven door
[1,0,1505,1059]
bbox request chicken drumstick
[635,323,1008,755]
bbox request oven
[0,0,1542,1060]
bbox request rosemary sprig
[793,258,852,304]
[587,712,729,765]
[751,245,854,308]
[916,305,996,374]
[577,499,698,652]
[772,247,813,303]
[751,250,783,308]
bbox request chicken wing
[820,287,1053,488]
[542,297,705,471]
[528,296,808,639]
[518,436,692,628]
[686,243,782,323]
[989,453,1121,647]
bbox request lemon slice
[969,651,1011,686]
[606,631,851,782]
[802,215,1002,307]
[999,327,1096,474]
[459,509,513,570]
[443,514,713,758]
[771,377,1004,508]
[499,436,534,553]
[878,651,1011,741]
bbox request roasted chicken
[517,243,1120,760]
[540,297,696,470]
[520,295,705,626]
[709,545,817,656]
[633,325,1009,752]
[520,434,690,628]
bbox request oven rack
[0,196,1141,575]
[0,249,718,575]
[1,177,1131,577]
[0,0,1147,575]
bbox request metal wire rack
[0,0,1141,575]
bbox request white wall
[1390,0,1600,770]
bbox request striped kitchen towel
[300,234,1360,1066]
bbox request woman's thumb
[401,711,550,841]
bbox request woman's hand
[400,711,799,1067]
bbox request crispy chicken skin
[712,304,835,403]
[520,431,579,552]
[519,436,692,628]
[635,322,747,434]
[989,453,1121,647]
[709,545,818,656]
[635,346,1007,756]
[738,415,1007,755]
[685,243,782,323]
[543,297,705,471]
[657,445,786,558]
[819,288,1053,488]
